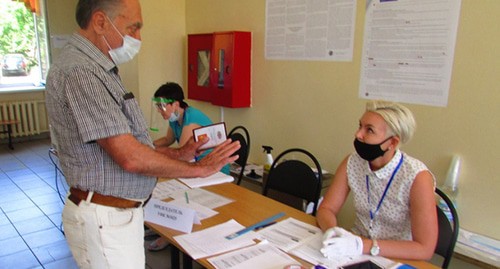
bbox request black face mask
[354,137,392,161]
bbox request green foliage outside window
[0,0,37,69]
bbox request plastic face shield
[150,97,174,134]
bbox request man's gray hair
[76,0,123,29]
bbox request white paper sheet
[144,198,197,233]
[179,171,234,188]
[174,219,256,260]
[152,179,189,200]
[170,188,234,209]
[167,198,218,222]
[208,242,300,269]
[256,217,322,252]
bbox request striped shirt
[45,33,156,199]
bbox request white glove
[320,227,363,259]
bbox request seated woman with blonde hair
[317,100,438,261]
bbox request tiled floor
[0,138,182,269]
[0,139,75,269]
[0,138,485,269]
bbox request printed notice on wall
[265,0,356,61]
[359,0,462,107]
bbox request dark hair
[76,0,122,29]
[154,82,188,108]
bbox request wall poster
[359,0,462,107]
[265,0,357,61]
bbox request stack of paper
[178,171,234,188]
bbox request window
[0,0,49,92]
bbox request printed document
[174,219,256,259]
[208,242,299,269]
[359,0,462,107]
[256,217,321,252]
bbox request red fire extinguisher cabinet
[187,31,251,108]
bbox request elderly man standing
[45,0,240,268]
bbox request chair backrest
[227,126,250,185]
[435,188,459,269]
[263,148,322,215]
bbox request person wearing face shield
[45,1,240,268]
[146,82,230,251]
[316,100,438,261]
[151,82,230,175]
[151,82,211,150]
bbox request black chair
[227,126,250,185]
[435,188,459,269]
[263,148,322,216]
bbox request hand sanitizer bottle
[262,145,274,172]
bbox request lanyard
[366,154,404,236]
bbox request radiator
[0,100,44,137]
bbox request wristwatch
[370,239,380,256]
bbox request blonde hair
[366,100,416,145]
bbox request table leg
[183,253,193,269]
[169,245,192,269]
[171,246,180,268]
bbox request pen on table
[184,191,189,204]
[254,221,276,231]
[225,212,285,240]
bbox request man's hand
[195,139,240,177]
[320,227,363,259]
[176,135,209,161]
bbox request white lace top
[347,150,434,240]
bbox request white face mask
[168,111,179,122]
[104,16,141,65]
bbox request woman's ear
[390,136,400,150]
